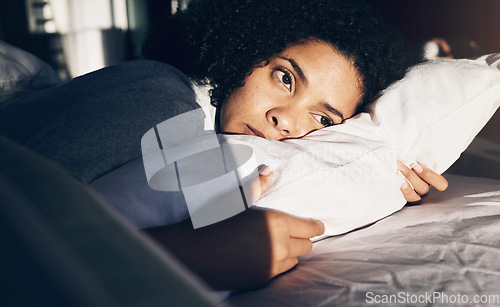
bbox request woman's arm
[144,167,323,291]
[145,208,324,290]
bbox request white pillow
[220,114,406,238]
[220,54,500,237]
[370,54,500,173]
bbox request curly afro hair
[144,0,418,115]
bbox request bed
[1,40,500,306]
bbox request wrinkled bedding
[226,174,500,306]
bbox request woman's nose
[266,108,307,138]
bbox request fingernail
[316,220,325,234]
[401,180,409,189]
[259,165,272,176]
[396,161,403,171]
[412,163,423,173]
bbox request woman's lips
[244,125,267,139]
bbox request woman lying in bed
[142,0,448,289]
[0,0,448,291]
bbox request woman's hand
[397,161,448,203]
[145,208,324,290]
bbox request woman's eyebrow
[278,56,308,85]
[322,102,344,121]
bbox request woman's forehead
[277,40,359,79]
[277,40,363,108]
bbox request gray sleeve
[0,60,200,184]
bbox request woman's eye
[276,69,293,91]
[312,114,333,127]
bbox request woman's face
[220,39,363,140]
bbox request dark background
[0,0,499,76]
[377,0,500,56]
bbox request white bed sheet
[226,174,500,306]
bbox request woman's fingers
[273,257,300,277]
[289,237,314,256]
[249,165,274,203]
[259,165,274,195]
[265,211,324,277]
[397,161,449,203]
[397,161,430,196]
[400,179,422,202]
[409,162,448,192]
[271,235,315,277]
[286,214,325,239]
[273,238,315,276]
